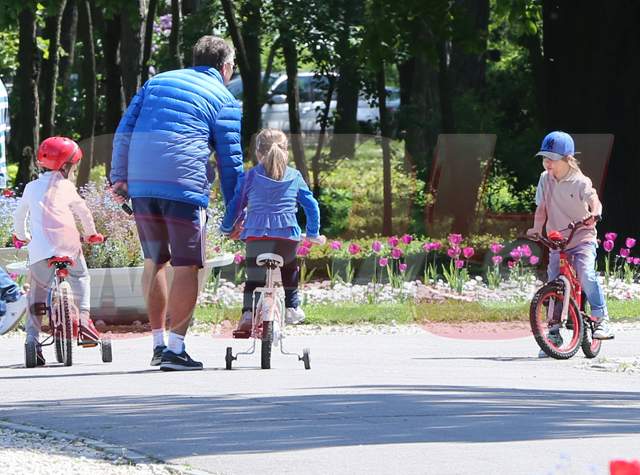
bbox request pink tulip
[603,240,614,252]
[448,233,463,246]
[521,245,532,257]
[300,238,312,248]
[455,259,464,269]
[297,246,310,257]
[492,255,503,265]
[529,255,540,265]
[8,272,18,280]
[372,240,382,253]
[234,253,245,264]
[399,263,408,272]
[462,247,474,259]
[507,260,515,269]
[330,240,342,250]
[214,245,222,253]
[604,232,617,242]
[490,242,504,254]
[388,236,399,247]
[430,241,442,251]
[633,257,640,265]
[510,248,522,260]
[620,248,631,258]
[401,234,413,245]
[626,257,634,264]
[379,257,389,267]
[626,237,636,248]
[391,247,403,259]
[348,243,361,255]
[447,247,461,258]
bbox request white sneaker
[0,294,28,335]
[285,307,306,325]
[593,319,614,340]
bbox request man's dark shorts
[132,197,207,268]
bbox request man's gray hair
[192,36,235,70]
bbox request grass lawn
[194,299,640,325]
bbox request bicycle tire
[25,340,37,368]
[261,321,273,369]
[530,283,583,359]
[57,283,74,367]
[581,319,602,358]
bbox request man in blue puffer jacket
[110,36,243,371]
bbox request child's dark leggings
[242,239,300,312]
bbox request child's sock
[167,332,185,354]
[152,329,165,349]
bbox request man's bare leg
[167,265,199,336]
[142,259,168,331]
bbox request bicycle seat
[48,256,75,267]
[256,253,284,268]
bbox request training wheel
[225,347,235,370]
[300,348,311,370]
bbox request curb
[0,420,215,475]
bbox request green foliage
[0,30,19,78]
[482,170,536,213]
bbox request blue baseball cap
[536,131,576,161]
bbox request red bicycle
[527,219,609,359]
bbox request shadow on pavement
[2,384,640,458]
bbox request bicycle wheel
[581,318,602,358]
[54,282,74,367]
[261,321,273,369]
[530,283,583,359]
[25,340,37,368]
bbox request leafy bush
[0,193,18,247]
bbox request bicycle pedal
[232,330,251,339]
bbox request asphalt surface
[1,328,639,475]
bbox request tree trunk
[437,39,455,133]
[450,0,489,93]
[330,1,362,160]
[169,0,184,70]
[120,0,146,104]
[14,7,40,189]
[377,63,393,236]
[142,0,159,81]
[280,33,309,183]
[220,0,262,155]
[59,0,78,91]
[260,37,279,103]
[41,0,67,139]
[77,0,96,186]
[312,76,336,195]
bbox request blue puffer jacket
[110,67,244,215]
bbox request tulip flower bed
[197,232,640,323]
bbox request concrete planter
[7,253,234,324]
[0,247,29,269]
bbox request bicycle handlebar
[525,215,600,251]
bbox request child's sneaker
[538,331,563,358]
[285,307,306,325]
[0,293,28,335]
[79,312,101,346]
[593,319,614,340]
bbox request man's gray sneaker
[160,349,203,371]
[151,345,167,366]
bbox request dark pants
[242,239,299,312]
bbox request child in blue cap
[528,131,613,356]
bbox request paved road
[1,328,639,475]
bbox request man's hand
[110,181,129,204]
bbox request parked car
[227,72,400,134]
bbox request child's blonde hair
[563,155,582,173]
[256,128,288,181]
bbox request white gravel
[0,424,194,475]
[198,276,640,307]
